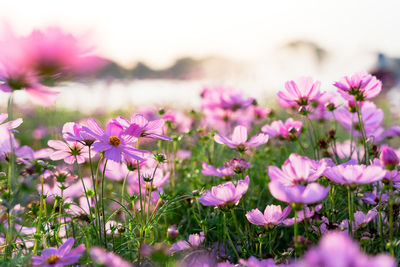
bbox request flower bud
[380,147,399,171]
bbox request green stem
[101,159,108,247]
[294,209,298,255]
[347,187,353,236]
[389,173,394,256]
[223,212,240,259]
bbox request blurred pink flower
[334,101,384,141]
[201,162,235,177]
[170,232,205,253]
[198,176,250,207]
[214,125,268,152]
[90,247,132,267]
[262,118,302,140]
[295,231,395,267]
[334,71,382,101]
[246,204,291,227]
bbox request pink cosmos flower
[224,158,250,173]
[47,140,89,164]
[170,232,205,253]
[198,176,250,207]
[116,114,172,141]
[324,164,385,185]
[248,105,272,121]
[201,162,235,177]
[330,140,364,160]
[295,231,395,267]
[268,154,326,186]
[246,204,291,227]
[262,118,302,140]
[283,204,322,226]
[201,86,254,111]
[334,101,384,141]
[277,76,323,108]
[308,92,340,121]
[362,187,388,205]
[268,180,329,205]
[0,29,58,106]
[384,126,400,139]
[31,237,85,267]
[82,119,147,162]
[90,247,132,267]
[0,113,23,132]
[162,110,193,133]
[24,27,106,82]
[62,119,98,146]
[372,158,400,183]
[214,125,268,152]
[341,209,378,232]
[334,71,382,101]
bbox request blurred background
[1,0,400,113]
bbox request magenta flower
[268,180,329,205]
[201,86,254,111]
[117,114,172,141]
[380,146,399,170]
[341,209,378,232]
[224,158,250,173]
[262,118,302,140]
[246,204,291,227]
[201,162,235,177]
[24,27,106,81]
[170,232,205,253]
[268,154,326,186]
[62,119,98,146]
[214,125,268,152]
[362,187,388,205]
[31,237,85,267]
[334,71,382,101]
[277,76,323,108]
[198,176,250,207]
[324,164,385,185]
[283,204,322,225]
[295,231,395,267]
[0,30,58,106]
[334,101,384,140]
[82,119,147,162]
[90,247,132,267]
[48,140,89,164]
[0,113,23,131]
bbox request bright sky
[1,0,400,68]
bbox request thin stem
[223,212,240,259]
[121,170,130,222]
[355,101,369,164]
[101,159,108,247]
[347,187,353,236]
[389,172,394,256]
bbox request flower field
[1,27,400,267]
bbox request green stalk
[389,173,394,256]
[101,159,108,247]
[223,212,240,259]
[347,186,353,236]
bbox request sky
[1,0,400,68]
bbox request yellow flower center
[109,136,121,146]
[46,255,60,264]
